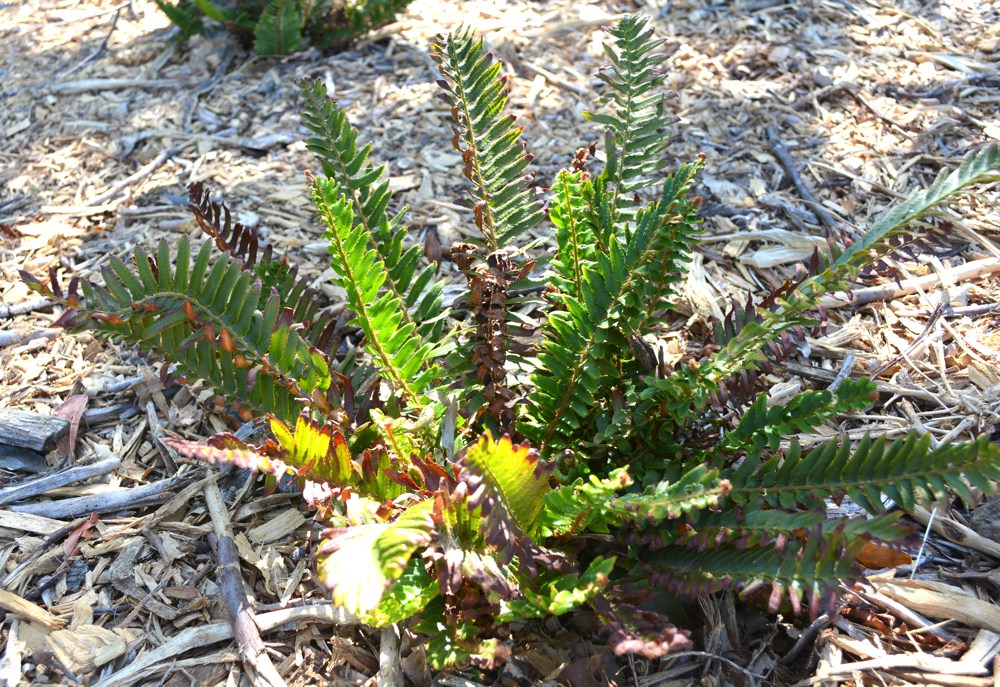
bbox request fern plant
[25,15,1000,672]
[154,0,414,54]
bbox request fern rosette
[26,11,1000,672]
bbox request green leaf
[253,0,303,55]
[316,499,435,618]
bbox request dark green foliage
[27,13,1000,673]
[156,0,413,55]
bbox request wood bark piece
[872,578,1000,635]
[0,588,65,630]
[912,504,1000,560]
[8,473,188,519]
[0,408,69,452]
[204,478,287,687]
[0,457,121,507]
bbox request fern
[31,13,1000,675]
[254,0,303,54]
[311,178,439,407]
[299,80,446,343]
[25,237,329,422]
[584,14,677,241]
[728,433,1000,513]
[155,0,414,54]
[431,29,544,250]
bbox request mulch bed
[1,0,999,684]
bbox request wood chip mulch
[0,0,998,684]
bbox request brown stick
[765,125,839,231]
[204,478,287,687]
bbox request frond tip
[431,29,544,250]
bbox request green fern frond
[431,30,543,250]
[728,433,1000,513]
[654,534,862,615]
[550,170,598,300]
[60,237,329,421]
[700,144,1000,394]
[612,465,730,522]
[499,557,615,622]
[187,183,332,349]
[584,14,676,236]
[538,468,632,537]
[299,80,446,342]
[152,0,205,40]
[831,143,999,278]
[686,507,908,550]
[253,0,303,54]
[720,378,876,458]
[311,178,439,407]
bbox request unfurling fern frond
[431,30,543,250]
[299,79,446,342]
[727,433,1000,513]
[254,0,304,54]
[311,178,439,407]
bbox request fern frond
[612,465,730,522]
[431,30,543,250]
[728,433,1000,513]
[316,499,435,617]
[187,183,331,348]
[460,434,551,546]
[152,0,204,40]
[584,14,676,236]
[538,468,632,537]
[700,143,1000,395]
[47,237,330,421]
[308,0,413,49]
[550,170,598,300]
[499,557,615,622]
[299,79,446,342]
[719,378,876,458]
[653,534,862,616]
[253,0,303,54]
[684,507,908,551]
[311,177,439,407]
